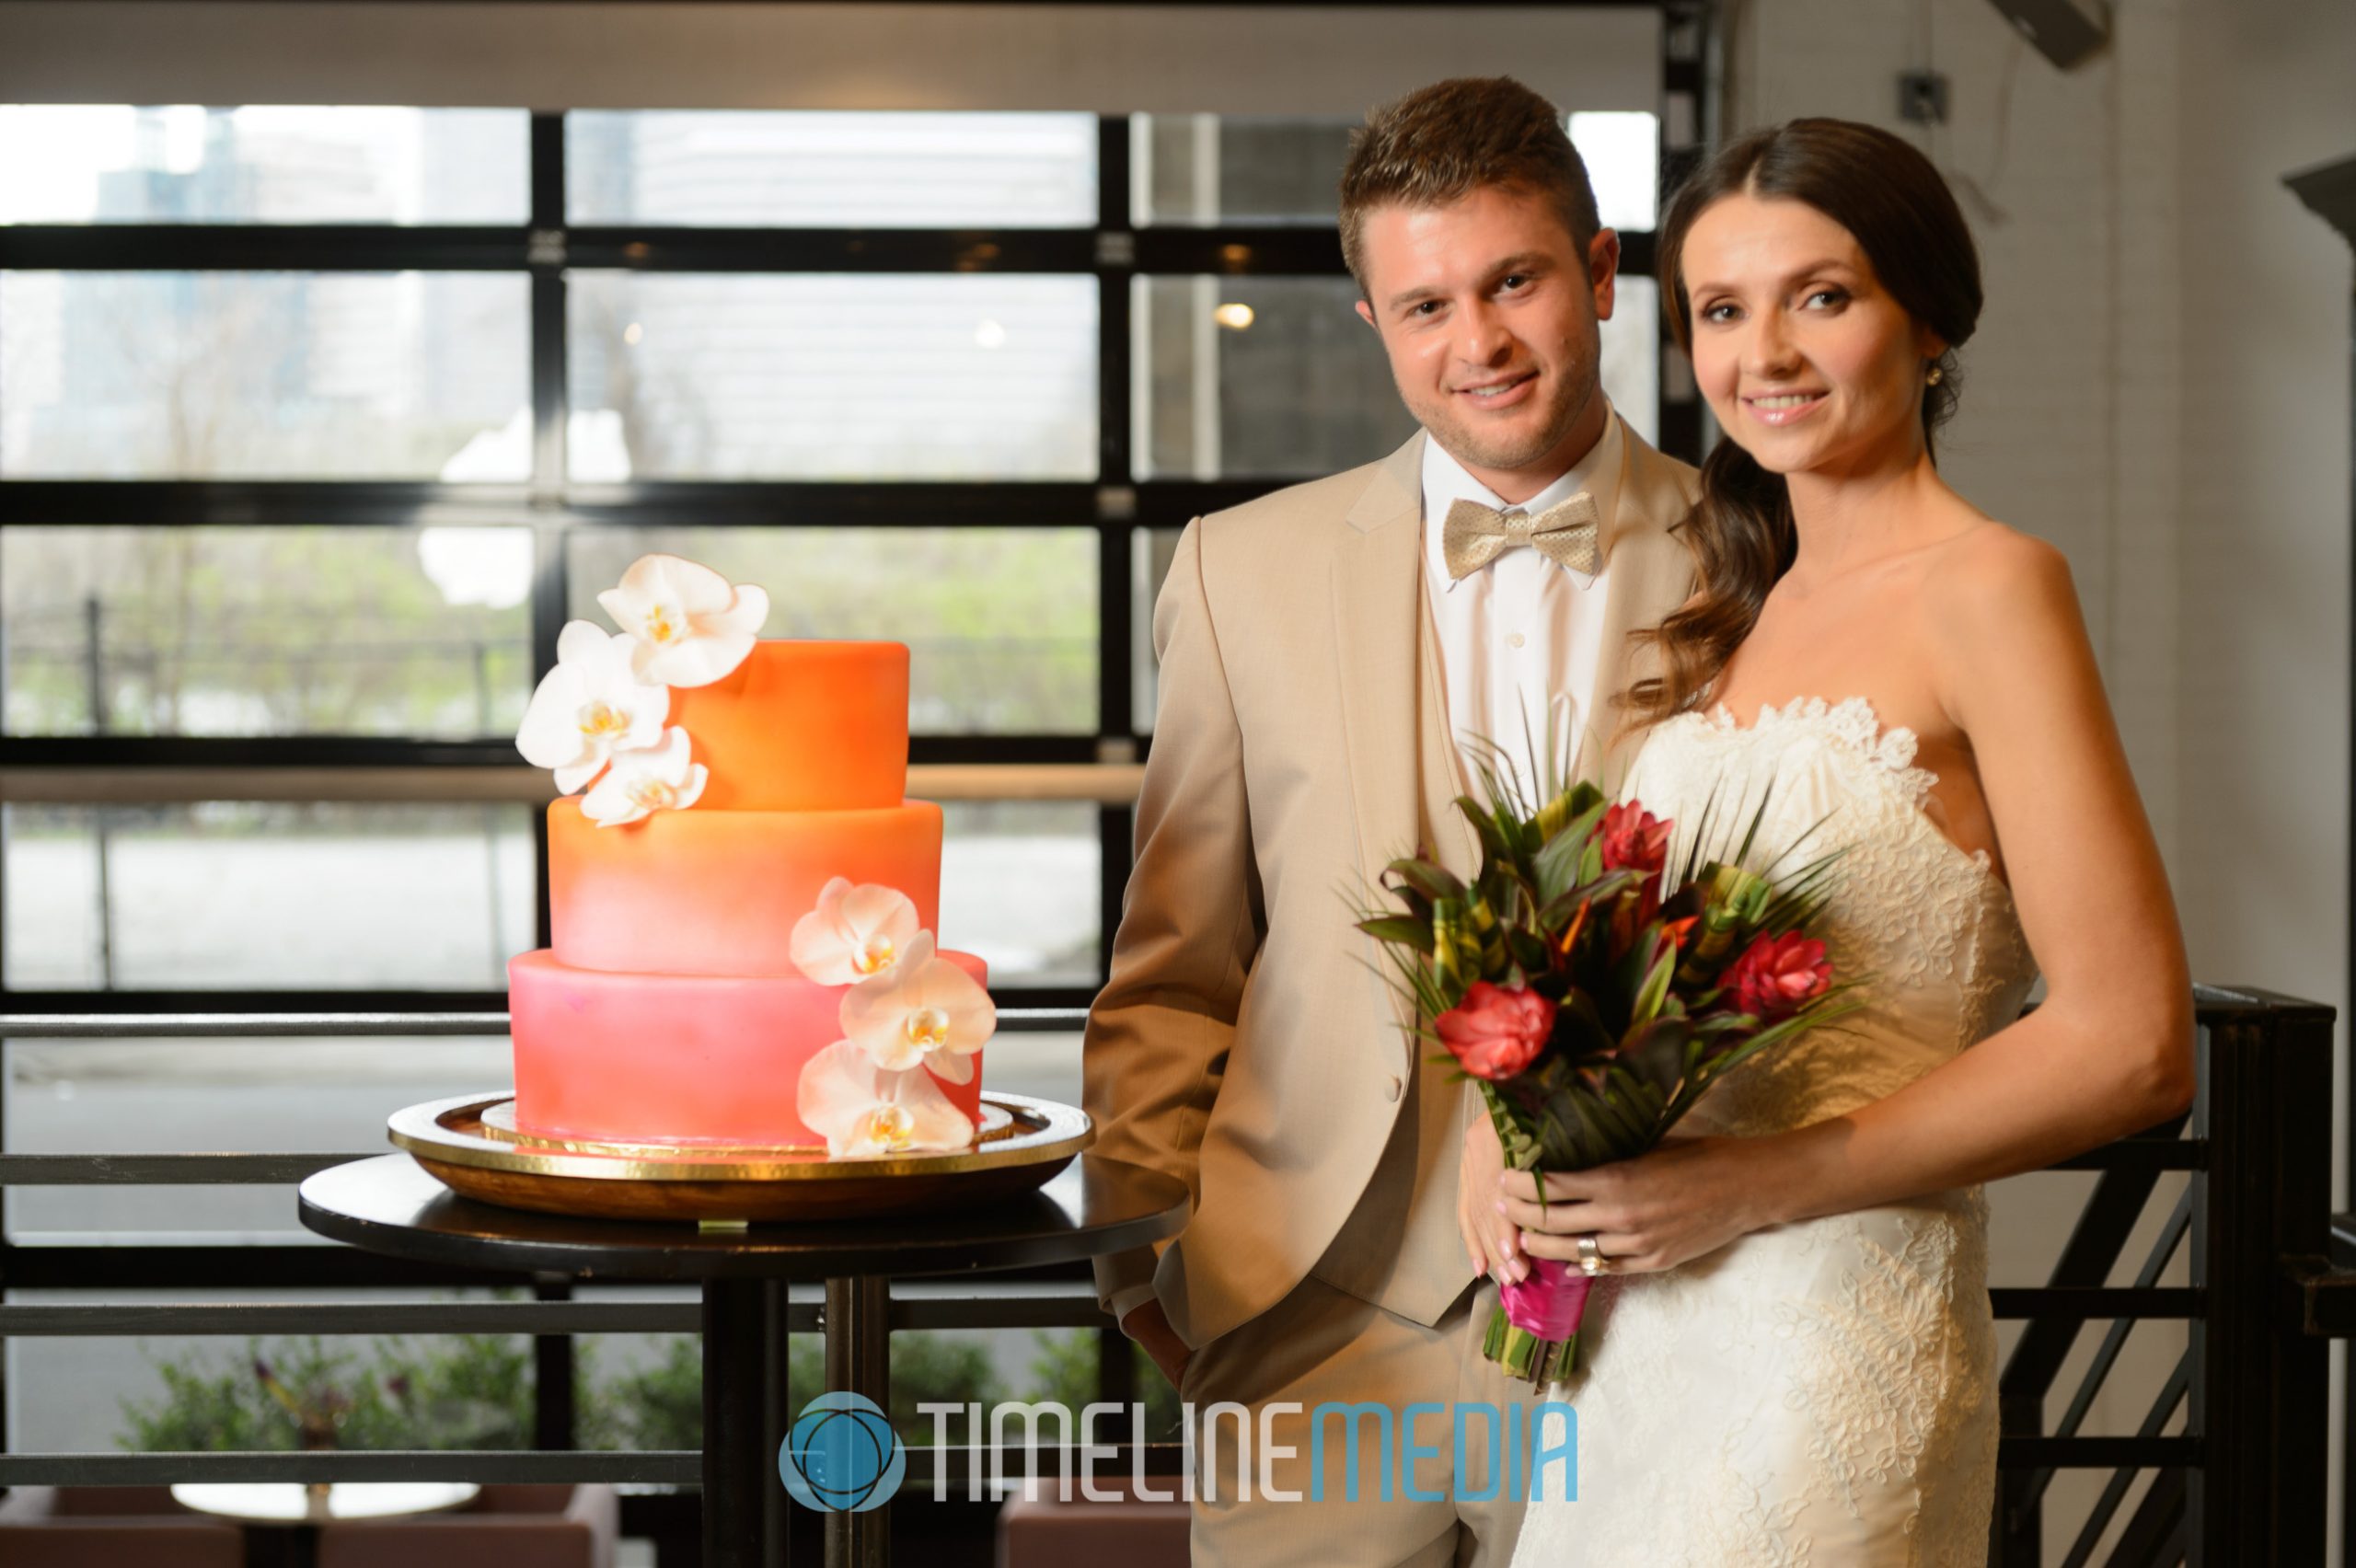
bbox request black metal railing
[1987,985,2339,1566]
[0,985,2341,1566]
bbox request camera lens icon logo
[779,1391,904,1513]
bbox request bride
[1477,118,2195,1562]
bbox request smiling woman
[1631,116,1983,730]
[1496,116,2195,1567]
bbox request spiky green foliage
[1351,752,1863,1183]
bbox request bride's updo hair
[1625,118,1983,731]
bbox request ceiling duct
[1983,0,2109,69]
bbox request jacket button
[1384,1075,1403,1101]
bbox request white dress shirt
[1420,404,1626,792]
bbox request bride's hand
[1459,1105,1528,1284]
[1496,1136,1781,1275]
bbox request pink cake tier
[549,797,943,977]
[509,947,989,1148]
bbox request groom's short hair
[1338,75,1602,295]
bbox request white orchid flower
[595,553,770,688]
[795,1040,975,1158]
[578,727,709,827]
[790,877,922,985]
[838,932,995,1084]
[514,620,670,794]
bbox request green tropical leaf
[1612,1015,1692,1105]
[1668,995,1866,1122]
[1386,857,1468,906]
[1537,867,1636,932]
[1671,777,1727,889]
[1505,926,1553,978]
[1532,799,1609,903]
[1356,915,1436,951]
[1627,941,1679,1030]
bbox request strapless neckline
[1654,694,2013,906]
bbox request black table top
[297,1153,1189,1282]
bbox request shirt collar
[1419,402,1625,585]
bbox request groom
[1085,76,1699,1564]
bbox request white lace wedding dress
[1507,696,2040,1567]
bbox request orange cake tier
[668,640,909,812]
[509,948,988,1148]
[549,798,942,977]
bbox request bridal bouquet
[1355,742,1861,1386]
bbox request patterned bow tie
[1441,493,1603,580]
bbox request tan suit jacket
[1086,419,1700,1351]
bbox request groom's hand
[1120,1298,1192,1389]
[1460,1107,1528,1285]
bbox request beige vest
[1306,583,1487,1325]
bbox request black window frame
[0,86,1699,1020]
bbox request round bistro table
[298,1151,1188,1568]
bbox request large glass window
[566,111,1097,228]
[1133,274,1415,480]
[1131,111,1659,228]
[1602,274,1662,447]
[3,1034,512,1237]
[0,106,529,225]
[6,802,536,991]
[941,801,1101,989]
[567,271,1099,481]
[1131,115,1357,226]
[4,525,535,737]
[0,271,529,478]
[565,526,1097,732]
[1,100,1680,1017]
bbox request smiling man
[1082,77,1699,1564]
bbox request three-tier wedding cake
[504,554,994,1157]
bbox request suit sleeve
[1085,516,1266,1323]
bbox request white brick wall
[1732,0,2354,1556]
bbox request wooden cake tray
[387,1090,1093,1222]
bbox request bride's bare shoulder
[1922,521,2076,622]
[1918,523,2092,712]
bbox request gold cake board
[389,1090,1092,1223]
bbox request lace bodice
[1507,696,2037,1566]
[1621,695,2039,1138]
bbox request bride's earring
[1926,363,1946,386]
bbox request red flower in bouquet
[1436,982,1556,1080]
[1724,930,1833,1020]
[1599,801,1670,875]
[1600,802,1672,952]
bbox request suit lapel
[1416,588,1483,883]
[1332,433,1426,1049]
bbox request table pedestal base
[702,1275,891,1568]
